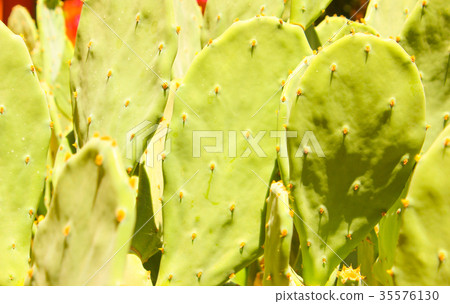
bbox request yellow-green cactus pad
[30,138,136,285]
[393,126,450,285]
[71,0,178,169]
[0,22,51,286]
[286,34,425,285]
[157,16,312,286]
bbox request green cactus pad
[392,126,450,285]
[282,0,292,22]
[329,22,378,44]
[121,254,152,286]
[202,0,284,45]
[172,0,203,79]
[130,161,162,263]
[7,5,38,52]
[372,5,449,274]
[286,34,426,285]
[399,0,450,151]
[315,16,348,45]
[365,0,418,38]
[51,133,76,187]
[157,16,312,286]
[290,0,333,29]
[30,137,136,285]
[0,22,51,286]
[316,16,379,47]
[36,0,66,84]
[52,39,74,122]
[373,182,410,286]
[71,0,178,170]
[263,181,294,286]
[279,54,314,182]
[357,229,378,286]
[40,81,72,160]
[130,82,178,263]
[34,1,74,124]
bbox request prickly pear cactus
[130,160,162,263]
[157,17,312,286]
[263,181,294,286]
[328,22,378,44]
[315,16,348,45]
[40,80,72,161]
[278,55,313,182]
[51,132,76,187]
[373,183,409,286]
[130,81,178,263]
[365,0,418,38]
[34,0,74,124]
[0,22,51,286]
[315,16,379,47]
[71,0,178,170]
[30,137,136,286]
[121,254,152,286]
[373,2,450,284]
[399,0,450,151]
[172,0,203,79]
[202,0,285,45]
[290,0,333,29]
[52,39,74,123]
[357,229,378,286]
[285,34,426,285]
[36,0,66,84]
[282,0,292,22]
[7,5,38,52]
[392,125,450,285]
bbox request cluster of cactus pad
[0,0,448,286]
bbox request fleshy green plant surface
[285,34,425,285]
[399,0,450,151]
[0,22,51,286]
[315,15,348,45]
[121,254,152,286]
[71,0,178,170]
[373,182,409,286]
[1,0,448,287]
[291,0,333,29]
[30,137,136,285]
[357,229,378,286]
[282,0,292,21]
[36,0,66,86]
[202,0,284,45]
[328,22,378,44]
[157,16,312,286]
[130,160,162,263]
[263,181,294,286]
[32,0,74,129]
[392,125,450,285]
[315,16,379,47]
[365,0,418,38]
[172,0,203,79]
[130,81,178,263]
